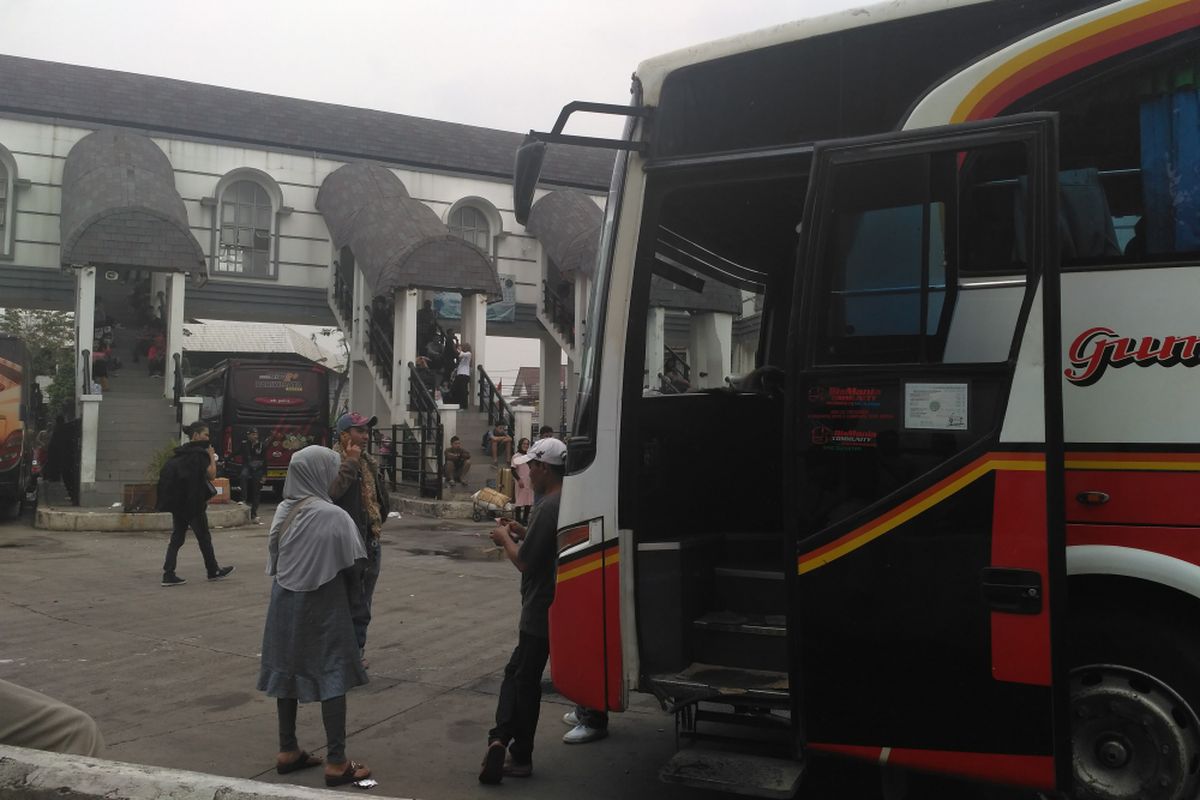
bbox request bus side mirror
[513,136,547,226]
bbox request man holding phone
[478,438,566,784]
[330,411,390,660]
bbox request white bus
[514,2,1200,797]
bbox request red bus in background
[0,335,33,518]
[186,357,331,495]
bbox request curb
[0,744,410,799]
[34,504,251,532]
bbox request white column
[392,288,418,425]
[438,403,459,444]
[349,362,373,414]
[350,264,368,362]
[79,393,102,486]
[538,333,563,435]
[644,306,666,392]
[461,292,488,402]
[178,397,203,443]
[565,362,579,433]
[688,311,734,390]
[513,407,534,446]
[73,265,96,410]
[162,273,186,399]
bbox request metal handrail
[542,280,575,346]
[365,312,394,392]
[333,268,354,326]
[172,353,185,422]
[477,366,515,434]
[397,362,443,500]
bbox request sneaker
[502,752,532,778]
[208,565,236,581]
[478,741,506,784]
[562,709,581,727]
[562,724,608,744]
[161,574,187,587]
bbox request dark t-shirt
[518,492,560,638]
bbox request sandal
[325,760,371,787]
[276,750,322,774]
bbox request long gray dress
[257,565,368,702]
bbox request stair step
[713,567,786,616]
[691,612,788,672]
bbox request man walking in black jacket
[157,422,235,587]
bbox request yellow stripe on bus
[797,458,1044,575]
[557,549,620,585]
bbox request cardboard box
[208,477,231,504]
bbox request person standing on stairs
[157,421,236,587]
[329,411,390,667]
[453,342,472,409]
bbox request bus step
[660,749,804,799]
[692,612,788,672]
[713,566,786,615]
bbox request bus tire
[1068,609,1200,800]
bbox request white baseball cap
[512,437,567,467]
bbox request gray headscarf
[266,446,366,592]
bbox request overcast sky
[2,0,866,138]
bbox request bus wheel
[1070,661,1200,800]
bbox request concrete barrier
[0,744,410,799]
[392,494,475,520]
[35,504,250,532]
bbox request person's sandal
[276,750,322,774]
[325,760,370,786]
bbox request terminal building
[0,54,616,500]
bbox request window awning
[60,129,204,271]
[316,162,500,299]
[525,190,602,277]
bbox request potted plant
[122,438,177,513]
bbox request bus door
[787,114,1069,791]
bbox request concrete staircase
[88,311,180,504]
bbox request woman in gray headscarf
[257,446,372,787]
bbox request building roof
[60,129,204,271]
[317,162,500,298]
[0,54,615,191]
[181,320,330,366]
[525,190,602,277]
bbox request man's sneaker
[562,724,608,744]
[562,709,581,727]
[161,574,187,587]
[208,565,236,581]
[478,741,506,784]
[502,752,532,778]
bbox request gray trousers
[0,678,104,756]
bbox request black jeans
[277,696,347,763]
[452,374,469,408]
[488,631,549,764]
[240,472,261,518]
[162,511,219,578]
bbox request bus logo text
[1065,326,1200,387]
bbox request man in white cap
[478,438,566,784]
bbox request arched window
[0,144,15,259]
[216,179,275,277]
[448,205,491,253]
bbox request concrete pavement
[0,507,1030,799]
